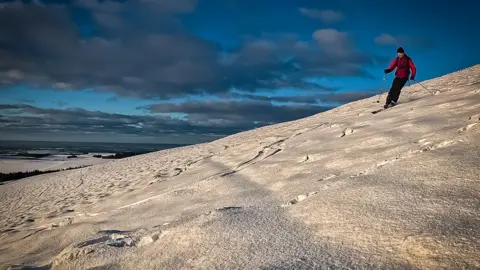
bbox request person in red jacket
[383,47,417,108]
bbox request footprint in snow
[281,192,317,207]
[340,128,354,137]
[468,114,480,122]
[155,167,183,180]
[298,155,309,163]
[318,174,337,181]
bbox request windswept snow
[1,65,479,269]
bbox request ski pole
[413,80,434,95]
[376,74,386,103]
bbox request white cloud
[374,34,399,46]
[313,29,352,56]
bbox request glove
[384,69,389,74]
[410,76,415,80]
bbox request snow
[0,154,114,174]
[1,64,479,269]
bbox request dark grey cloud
[0,1,378,99]
[0,104,241,140]
[143,100,331,126]
[75,0,126,14]
[0,101,330,141]
[222,90,378,105]
[226,93,320,104]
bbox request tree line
[0,165,91,184]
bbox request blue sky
[0,0,479,143]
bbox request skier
[383,47,417,108]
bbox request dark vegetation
[11,153,80,159]
[11,153,51,158]
[0,152,147,184]
[0,165,91,183]
[93,152,146,159]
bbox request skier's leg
[391,78,408,103]
[384,93,391,106]
[385,77,400,106]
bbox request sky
[0,0,479,144]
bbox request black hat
[397,47,405,53]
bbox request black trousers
[385,77,409,104]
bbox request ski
[371,104,397,114]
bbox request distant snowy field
[0,140,187,173]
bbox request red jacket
[386,55,416,78]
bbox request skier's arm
[385,58,397,73]
[409,59,417,79]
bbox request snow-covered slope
[1,65,479,270]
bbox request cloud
[75,0,125,13]
[313,28,352,56]
[223,90,378,105]
[375,33,434,49]
[75,0,197,14]
[0,0,33,9]
[225,93,320,104]
[374,34,399,46]
[0,1,376,100]
[299,8,344,23]
[143,100,331,126]
[0,100,330,141]
[0,103,238,141]
[93,12,124,28]
[136,0,197,14]
[5,70,24,80]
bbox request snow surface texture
[0,154,113,174]
[1,65,479,270]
